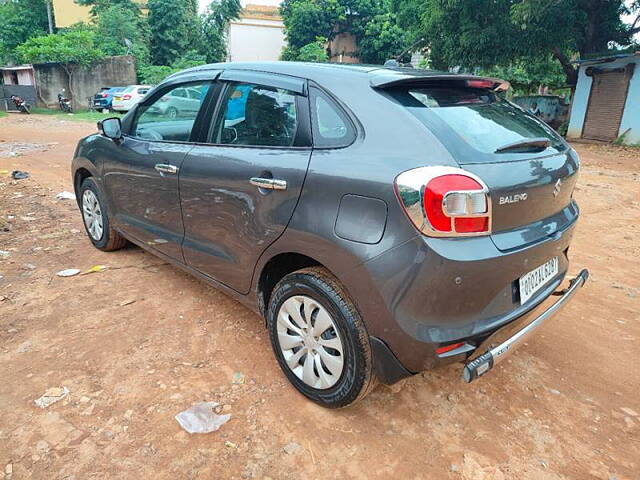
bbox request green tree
[16,30,105,96]
[280,0,407,63]
[200,0,242,62]
[358,12,407,64]
[283,36,328,62]
[96,5,143,56]
[147,0,202,65]
[392,0,640,86]
[480,57,566,95]
[93,4,150,78]
[138,50,207,84]
[0,0,50,64]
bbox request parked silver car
[147,85,206,119]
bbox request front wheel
[267,267,376,408]
[79,177,127,251]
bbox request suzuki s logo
[553,179,562,197]
[499,193,528,205]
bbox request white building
[227,1,286,62]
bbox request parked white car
[148,85,206,119]
[112,85,151,112]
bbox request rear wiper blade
[495,137,551,153]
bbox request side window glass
[310,87,355,148]
[133,81,210,142]
[213,82,298,147]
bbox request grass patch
[31,107,123,123]
[0,110,7,119]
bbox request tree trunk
[60,64,76,108]
[46,1,54,34]
[551,46,578,87]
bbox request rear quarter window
[309,86,356,148]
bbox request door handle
[250,177,287,191]
[155,163,179,175]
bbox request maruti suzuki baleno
[71,62,588,408]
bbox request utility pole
[46,0,54,34]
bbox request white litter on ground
[57,269,81,277]
[56,191,76,200]
[175,402,231,434]
[34,387,70,408]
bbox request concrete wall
[0,85,37,112]
[33,56,137,110]
[228,19,285,61]
[567,55,640,144]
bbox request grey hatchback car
[72,62,588,408]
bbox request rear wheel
[79,177,127,251]
[167,107,178,119]
[267,267,376,408]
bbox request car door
[114,79,213,260]
[180,71,312,293]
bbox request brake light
[394,166,491,237]
[101,93,108,98]
[466,79,495,89]
[123,94,132,100]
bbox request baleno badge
[499,193,528,205]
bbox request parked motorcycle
[58,89,72,113]
[10,95,31,114]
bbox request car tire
[79,177,128,251]
[167,107,178,119]
[267,267,376,408]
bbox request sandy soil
[0,113,639,480]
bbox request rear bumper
[462,268,589,382]
[342,217,579,374]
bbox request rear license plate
[114,97,121,101]
[519,257,559,304]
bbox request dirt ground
[0,113,639,480]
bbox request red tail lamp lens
[424,175,486,233]
[455,217,489,233]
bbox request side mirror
[99,117,122,141]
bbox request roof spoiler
[370,73,510,92]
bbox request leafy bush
[16,30,105,67]
[282,37,328,62]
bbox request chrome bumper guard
[462,269,589,383]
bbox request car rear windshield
[389,86,566,158]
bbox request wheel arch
[256,252,323,318]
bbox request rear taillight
[394,166,491,237]
[123,94,132,100]
[101,93,108,98]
